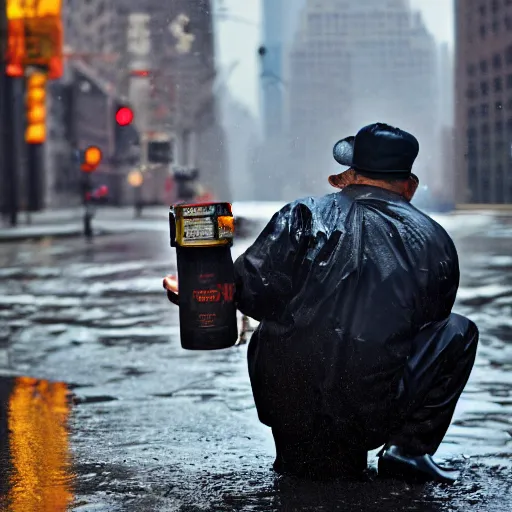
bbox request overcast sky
[215,0,454,117]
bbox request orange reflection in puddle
[7,376,73,511]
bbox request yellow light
[27,87,46,105]
[127,170,144,187]
[27,104,46,124]
[6,0,25,19]
[25,123,46,143]
[26,73,46,130]
[84,146,102,167]
[27,72,47,88]
[7,376,73,512]
[7,0,63,20]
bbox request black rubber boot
[378,445,459,484]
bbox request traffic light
[115,106,134,126]
[25,73,47,144]
[114,103,140,165]
[81,146,103,173]
[148,139,174,164]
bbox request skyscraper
[287,0,440,198]
[437,42,455,205]
[454,0,512,204]
[260,0,307,139]
[254,0,307,201]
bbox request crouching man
[164,123,478,483]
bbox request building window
[496,100,504,111]
[468,163,479,203]
[467,63,476,76]
[495,76,503,91]
[480,4,487,16]
[480,24,487,38]
[496,119,504,131]
[492,0,500,13]
[469,106,477,120]
[493,53,502,68]
[481,103,489,117]
[481,122,490,134]
[481,143,490,167]
[481,81,489,95]
[506,117,512,131]
[480,59,488,73]
[506,44,512,64]
[495,164,504,203]
[505,16,512,30]
[481,175,491,203]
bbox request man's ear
[328,173,344,189]
[403,176,419,202]
[328,169,356,189]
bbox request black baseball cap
[333,123,419,179]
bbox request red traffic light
[116,107,134,126]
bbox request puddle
[0,376,75,512]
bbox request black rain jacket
[233,185,459,448]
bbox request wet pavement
[0,209,511,511]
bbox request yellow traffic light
[25,124,46,144]
[81,145,103,172]
[27,104,46,124]
[27,87,46,104]
[25,72,47,144]
[84,146,102,167]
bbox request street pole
[134,185,142,218]
[27,142,43,212]
[82,172,93,240]
[0,0,6,224]
[0,1,19,226]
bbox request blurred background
[1,0,509,224]
[0,2,512,511]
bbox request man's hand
[163,275,179,294]
[163,275,179,305]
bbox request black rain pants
[272,313,479,479]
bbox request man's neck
[351,179,407,197]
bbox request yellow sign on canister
[127,170,144,188]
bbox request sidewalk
[0,206,169,242]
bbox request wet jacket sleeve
[234,203,311,322]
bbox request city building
[260,0,308,139]
[220,93,260,201]
[46,0,229,207]
[287,0,441,198]
[436,42,455,206]
[255,0,306,201]
[454,0,512,204]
